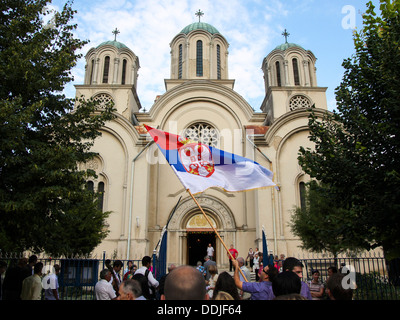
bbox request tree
[290,181,370,257]
[298,0,400,260]
[0,0,115,255]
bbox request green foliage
[0,1,115,255]
[290,181,368,257]
[297,0,400,260]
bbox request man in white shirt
[43,264,60,300]
[206,243,214,260]
[95,269,117,300]
[134,256,159,299]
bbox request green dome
[97,40,128,49]
[274,42,304,51]
[180,22,220,35]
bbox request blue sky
[50,0,380,112]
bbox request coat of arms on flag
[179,142,215,178]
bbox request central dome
[274,42,304,51]
[180,22,220,35]
[97,40,128,50]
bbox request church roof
[274,42,304,51]
[97,40,128,49]
[180,22,220,35]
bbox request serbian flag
[144,125,276,194]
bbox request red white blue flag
[144,125,276,194]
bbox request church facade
[74,18,328,269]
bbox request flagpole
[186,189,248,282]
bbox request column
[284,60,290,86]
[92,58,100,84]
[113,57,120,84]
[303,60,310,86]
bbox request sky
[49,0,380,112]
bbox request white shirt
[43,273,59,300]
[135,266,159,288]
[207,246,214,257]
[95,279,116,300]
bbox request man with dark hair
[134,256,159,299]
[282,257,312,300]
[111,260,123,295]
[20,255,38,281]
[232,260,277,300]
[118,279,145,300]
[27,255,38,276]
[161,265,209,300]
[326,273,353,300]
[272,271,302,297]
[20,262,43,300]
[158,263,176,298]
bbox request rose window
[289,95,312,111]
[93,93,114,108]
[184,123,219,147]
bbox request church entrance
[187,231,216,266]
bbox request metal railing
[299,253,400,300]
[0,252,141,300]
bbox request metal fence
[0,252,142,300]
[1,252,399,300]
[299,254,400,300]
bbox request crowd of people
[0,250,353,301]
[0,255,60,300]
[96,249,353,301]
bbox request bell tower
[74,29,142,122]
[261,29,328,125]
[166,11,232,91]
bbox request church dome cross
[195,9,204,22]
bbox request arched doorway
[167,195,236,268]
[187,231,216,266]
[186,213,217,266]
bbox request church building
[74,13,328,269]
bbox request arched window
[275,61,281,87]
[299,182,306,210]
[89,59,95,84]
[292,58,300,86]
[196,40,203,77]
[217,44,221,80]
[178,44,183,79]
[86,181,94,193]
[98,182,105,212]
[121,59,127,84]
[102,56,110,83]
